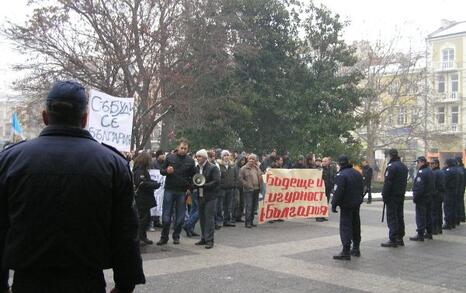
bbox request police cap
[47,80,88,111]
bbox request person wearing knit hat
[196,149,208,159]
[216,149,237,228]
[193,149,220,249]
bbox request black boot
[351,245,361,257]
[333,246,351,260]
[409,234,424,241]
[381,240,398,248]
[442,224,452,230]
[153,216,163,228]
[424,233,433,240]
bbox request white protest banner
[258,169,328,224]
[87,89,134,152]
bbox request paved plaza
[105,201,466,292]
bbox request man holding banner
[331,155,364,260]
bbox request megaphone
[193,174,206,187]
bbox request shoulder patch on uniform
[101,142,126,160]
[446,168,450,171]
[419,170,423,173]
[336,173,341,176]
[388,163,392,167]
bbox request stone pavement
[106,201,466,292]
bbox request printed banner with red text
[259,169,328,224]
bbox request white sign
[149,169,165,217]
[87,89,134,152]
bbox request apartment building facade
[426,21,466,163]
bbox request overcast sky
[1,0,466,95]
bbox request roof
[428,21,466,39]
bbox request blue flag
[11,112,24,139]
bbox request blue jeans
[161,190,186,241]
[185,190,199,232]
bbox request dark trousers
[199,198,217,243]
[234,189,244,221]
[215,191,224,225]
[415,202,432,235]
[137,206,151,241]
[339,207,361,248]
[431,200,443,231]
[12,269,106,293]
[460,189,465,221]
[444,193,456,226]
[386,201,405,241]
[161,190,186,241]
[222,188,235,224]
[364,185,372,201]
[244,190,260,225]
[457,190,464,223]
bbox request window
[451,106,459,124]
[437,76,445,93]
[442,48,455,68]
[451,74,458,92]
[388,81,399,96]
[397,107,407,125]
[437,107,445,124]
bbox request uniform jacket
[195,161,220,201]
[0,126,145,290]
[331,164,364,209]
[455,165,465,197]
[432,167,445,202]
[160,153,196,193]
[443,166,458,201]
[239,163,263,192]
[412,165,434,204]
[382,158,409,203]
[217,159,237,189]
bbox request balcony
[433,61,463,72]
[434,92,460,103]
[435,123,461,134]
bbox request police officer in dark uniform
[381,149,408,248]
[431,159,445,235]
[410,156,434,241]
[443,158,458,230]
[0,81,145,292]
[455,157,465,225]
[331,155,364,260]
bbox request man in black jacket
[317,157,336,222]
[0,80,145,293]
[194,149,220,249]
[443,158,458,230]
[410,156,434,241]
[362,159,373,204]
[157,138,196,246]
[431,159,445,235]
[217,150,237,227]
[455,157,465,224]
[331,155,364,260]
[381,149,409,248]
